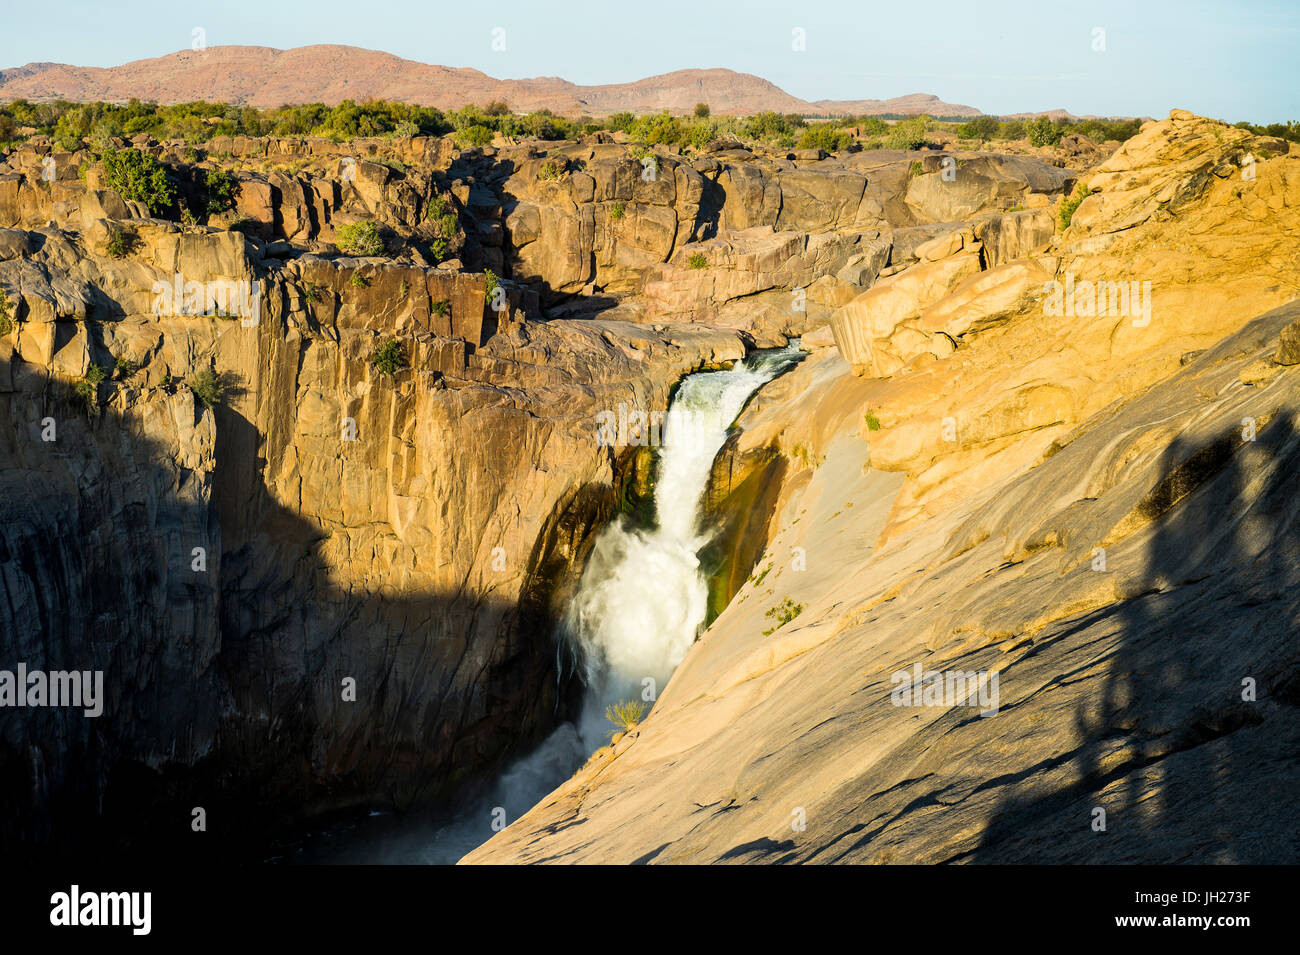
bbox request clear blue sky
[3,0,1296,121]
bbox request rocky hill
[0,45,981,116]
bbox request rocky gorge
[2,107,1298,863]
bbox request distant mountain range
[0,44,1010,117]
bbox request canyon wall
[8,109,1282,862]
[465,112,1300,864]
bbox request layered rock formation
[8,104,1291,864]
[464,112,1300,864]
[0,184,745,853]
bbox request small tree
[1058,184,1094,229]
[372,338,405,378]
[75,364,108,415]
[537,157,567,181]
[106,229,134,258]
[797,123,851,152]
[102,148,176,215]
[694,102,711,119]
[605,700,647,737]
[203,167,238,218]
[337,220,384,256]
[1027,116,1064,147]
[455,124,494,149]
[958,115,1000,140]
[884,117,929,151]
[187,368,222,408]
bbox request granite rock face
[464,113,1300,865]
[0,200,745,854]
[7,110,1295,864]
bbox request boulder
[831,251,982,357]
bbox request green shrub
[429,237,448,262]
[609,201,625,220]
[75,364,108,414]
[864,410,882,431]
[997,119,1027,140]
[908,160,924,177]
[105,230,131,258]
[0,289,12,336]
[114,355,136,378]
[337,220,384,256]
[884,117,929,151]
[606,111,635,133]
[687,252,707,269]
[1073,117,1143,143]
[372,338,405,378]
[202,167,238,218]
[484,269,499,305]
[1233,119,1300,144]
[605,699,647,736]
[102,147,176,215]
[1058,184,1094,229]
[537,157,567,181]
[350,272,368,289]
[455,124,494,149]
[521,109,572,140]
[431,211,457,239]
[762,597,804,635]
[1027,116,1064,147]
[686,119,718,150]
[694,102,711,119]
[629,111,684,146]
[796,123,852,152]
[743,111,804,143]
[431,299,449,317]
[398,279,409,298]
[186,367,221,408]
[957,115,1000,140]
[426,195,458,237]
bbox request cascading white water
[563,342,805,748]
[410,343,803,863]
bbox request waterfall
[562,342,806,749]
[410,343,804,863]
